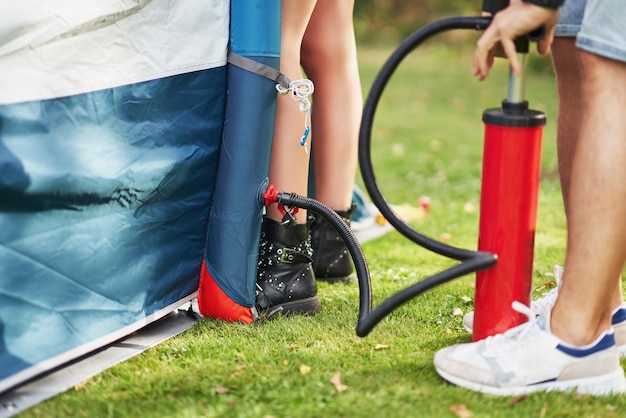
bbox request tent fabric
[199,0,281,316]
[0,0,228,105]
[0,0,233,393]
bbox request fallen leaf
[394,204,425,221]
[330,372,348,393]
[214,386,229,394]
[299,364,311,375]
[280,359,288,366]
[509,395,527,405]
[539,403,548,418]
[574,388,585,399]
[230,364,246,378]
[536,280,556,292]
[440,232,452,243]
[445,328,452,335]
[452,307,463,317]
[374,344,389,350]
[73,380,89,391]
[391,143,405,156]
[463,202,475,213]
[286,344,299,350]
[450,404,473,418]
[461,295,472,303]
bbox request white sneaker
[435,302,626,396]
[462,265,626,355]
[463,265,562,332]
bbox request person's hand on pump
[474,0,560,80]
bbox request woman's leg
[300,0,362,282]
[301,0,362,211]
[267,0,317,224]
[255,1,322,317]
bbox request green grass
[18,43,626,417]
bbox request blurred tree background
[353,0,554,74]
[353,0,478,44]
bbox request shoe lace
[483,301,538,353]
[530,265,563,316]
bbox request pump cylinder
[473,101,545,341]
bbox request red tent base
[197,260,254,323]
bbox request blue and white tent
[0,0,280,393]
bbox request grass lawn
[18,40,626,418]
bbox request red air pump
[472,11,546,340]
[474,81,545,340]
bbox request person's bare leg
[267,0,317,224]
[552,38,624,311]
[552,38,582,212]
[551,51,626,346]
[301,0,362,211]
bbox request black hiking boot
[309,208,355,284]
[255,217,321,318]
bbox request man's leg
[551,51,626,345]
[434,1,626,396]
[552,38,582,212]
[552,37,624,311]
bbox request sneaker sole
[436,365,626,397]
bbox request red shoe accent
[198,260,254,323]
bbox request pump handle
[482,0,509,14]
[482,0,546,47]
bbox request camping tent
[0,0,279,393]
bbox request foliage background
[354,1,481,44]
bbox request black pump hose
[355,16,498,336]
[273,192,373,325]
[359,16,491,261]
[276,188,495,338]
[277,16,498,338]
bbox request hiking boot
[462,265,626,355]
[255,217,321,318]
[435,302,626,396]
[309,208,355,283]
